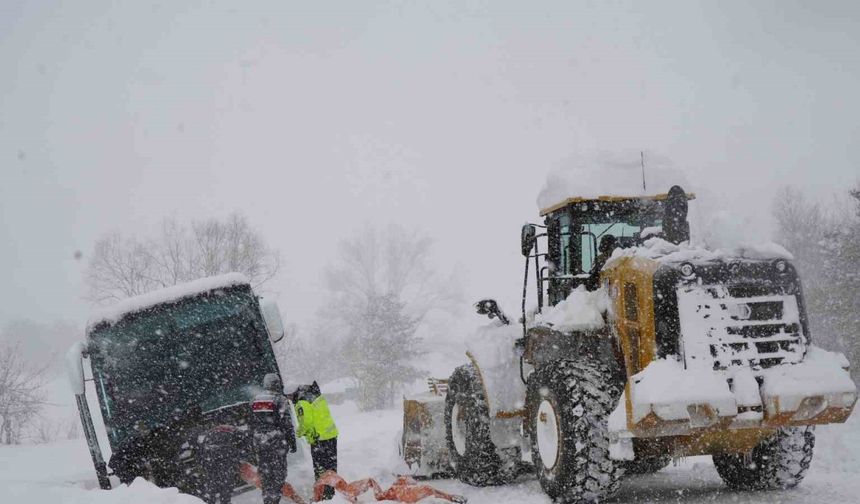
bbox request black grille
[678,283,806,371]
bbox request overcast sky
[1,0,858,337]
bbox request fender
[463,323,527,419]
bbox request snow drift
[65,478,204,504]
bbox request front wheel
[713,427,815,490]
[444,364,514,486]
[526,360,624,504]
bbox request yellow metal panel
[602,255,660,379]
[601,255,661,432]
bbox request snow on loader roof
[87,272,251,329]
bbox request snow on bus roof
[537,150,692,215]
[87,272,251,329]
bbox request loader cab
[534,189,694,306]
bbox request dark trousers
[201,446,236,504]
[258,446,287,504]
[311,438,338,500]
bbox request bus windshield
[88,286,274,446]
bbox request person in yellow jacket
[291,381,338,500]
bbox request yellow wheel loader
[401,185,857,503]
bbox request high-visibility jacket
[295,396,338,445]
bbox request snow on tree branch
[0,341,48,444]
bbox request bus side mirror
[521,224,537,256]
[260,298,285,343]
[66,342,86,395]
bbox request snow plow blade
[401,378,453,478]
[617,347,857,455]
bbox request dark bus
[66,273,285,494]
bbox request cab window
[581,222,648,272]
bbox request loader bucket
[401,378,453,479]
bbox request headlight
[775,260,788,273]
[680,263,695,277]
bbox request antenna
[640,151,646,192]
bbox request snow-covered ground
[2,399,858,504]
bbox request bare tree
[320,224,461,410]
[86,212,280,302]
[344,293,422,410]
[773,184,860,381]
[0,341,48,444]
[191,213,279,283]
[86,233,161,302]
[324,224,460,321]
[152,218,194,287]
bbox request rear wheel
[444,364,514,486]
[713,427,815,490]
[526,360,624,504]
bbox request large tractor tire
[526,360,625,504]
[444,364,514,486]
[713,427,815,490]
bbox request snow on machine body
[66,273,288,495]
[407,186,857,503]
